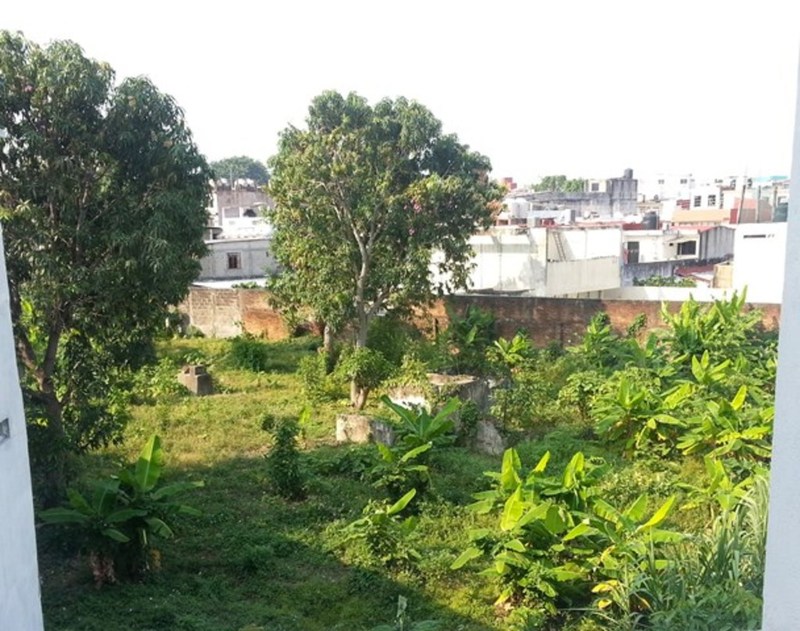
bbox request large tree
[210,155,269,185]
[268,91,502,405]
[0,32,210,503]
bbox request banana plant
[371,442,432,502]
[380,395,459,450]
[345,489,421,567]
[39,434,203,584]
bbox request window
[223,207,239,219]
[693,196,702,208]
[227,252,242,270]
[626,241,640,264]
[591,182,600,192]
[657,179,665,185]
[677,241,697,256]
[243,208,257,218]
[707,194,717,206]
[680,178,688,185]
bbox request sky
[4,0,800,185]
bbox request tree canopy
[210,155,269,185]
[532,175,587,193]
[268,91,502,406]
[0,32,210,502]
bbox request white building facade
[0,226,44,630]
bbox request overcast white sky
[4,0,800,184]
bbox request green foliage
[0,32,210,503]
[368,315,418,367]
[228,335,270,372]
[337,346,394,409]
[40,435,202,585]
[633,275,696,287]
[268,90,502,397]
[297,352,343,403]
[444,306,496,374]
[381,396,459,450]
[345,489,421,568]
[264,414,307,500]
[371,442,432,503]
[487,333,536,378]
[558,371,606,421]
[454,447,683,620]
[127,358,189,404]
[210,155,269,184]
[532,175,586,193]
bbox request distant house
[197,180,277,282]
[501,169,638,222]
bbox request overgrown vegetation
[38,294,775,630]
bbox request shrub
[338,346,394,409]
[344,489,420,568]
[229,334,270,372]
[297,352,343,403]
[264,415,306,500]
[128,358,189,404]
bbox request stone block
[178,365,214,396]
[335,415,396,446]
[336,414,372,444]
[475,420,505,456]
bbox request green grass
[37,335,727,631]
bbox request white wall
[198,238,277,281]
[466,232,547,293]
[0,227,44,630]
[548,227,621,260]
[762,50,800,631]
[731,223,788,304]
[547,257,621,295]
[623,230,699,263]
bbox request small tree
[0,32,210,504]
[268,91,502,406]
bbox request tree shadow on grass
[38,453,498,631]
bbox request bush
[444,305,496,375]
[338,346,394,409]
[264,415,306,500]
[297,352,343,403]
[367,315,417,367]
[229,334,270,372]
[127,358,188,404]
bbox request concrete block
[178,365,214,396]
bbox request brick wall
[180,287,781,344]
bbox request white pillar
[0,225,44,629]
[761,52,800,630]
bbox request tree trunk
[323,323,333,356]
[38,387,68,507]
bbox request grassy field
[36,334,740,631]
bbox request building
[502,169,638,221]
[434,226,622,297]
[197,236,278,282]
[0,227,44,630]
[730,222,788,303]
[207,179,273,238]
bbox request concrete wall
[699,225,735,260]
[0,227,44,630]
[549,227,621,260]
[547,257,621,295]
[732,222,788,304]
[198,238,278,281]
[622,260,683,286]
[467,232,547,293]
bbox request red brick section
[181,288,780,344]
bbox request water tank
[643,211,658,230]
[623,168,634,179]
